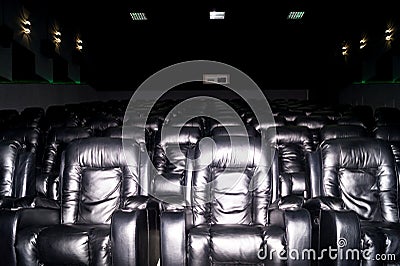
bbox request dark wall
[0,0,84,83]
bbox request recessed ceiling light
[130,12,147,21]
[210,11,225,20]
[287,11,305,20]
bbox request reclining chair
[265,125,314,201]
[306,137,400,265]
[0,140,36,208]
[0,137,159,266]
[160,135,312,265]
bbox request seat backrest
[151,127,202,203]
[0,127,40,153]
[190,135,271,226]
[253,115,286,132]
[374,125,400,163]
[153,127,202,176]
[0,140,35,198]
[85,116,120,136]
[60,137,147,225]
[320,124,369,143]
[42,127,91,175]
[265,126,313,199]
[350,105,374,129]
[210,125,259,138]
[0,128,38,192]
[374,107,400,126]
[336,116,367,128]
[318,137,399,223]
[294,115,330,148]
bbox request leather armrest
[304,196,345,211]
[0,207,60,266]
[13,195,60,209]
[0,196,17,208]
[313,209,361,265]
[269,195,305,211]
[306,151,322,198]
[111,208,159,266]
[160,210,186,266]
[269,208,312,265]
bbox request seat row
[1,120,400,265]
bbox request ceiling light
[130,12,147,21]
[210,11,225,20]
[287,11,305,20]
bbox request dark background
[3,0,400,95]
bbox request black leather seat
[160,135,312,265]
[350,105,375,130]
[266,125,314,200]
[319,124,369,143]
[0,137,159,266]
[0,140,36,208]
[152,126,202,206]
[374,107,400,126]
[253,115,286,132]
[373,125,400,163]
[103,125,156,161]
[336,116,367,128]
[85,115,120,136]
[294,115,330,149]
[307,137,400,265]
[36,126,92,200]
[0,127,40,154]
[210,124,259,138]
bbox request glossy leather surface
[320,124,369,143]
[320,138,398,222]
[161,135,312,265]
[42,126,91,175]
[309,137,400,265]
[0,140,22,197]
[152,127,200,203]
[374,125,400,163]
[0,140,35,202]
[61,138,141,224]
[266,126,313,199]
[294,115,330,148]
[0,127,39,153]
[8,137,156,266]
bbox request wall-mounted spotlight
[342,42,349,56]
[76,38,83,51]
[385,28,394,41]
[22,20,31,34]
[360,35,367,49]
[54,31,61,45]
[385,23,395,48]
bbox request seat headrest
[321,137,394,168]
[195,135,265,168]
[64,137,140,168]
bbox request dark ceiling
[22,0,400,91]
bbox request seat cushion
[188,224,283,265]
[37,224,111,265]
[361,221,400,263]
